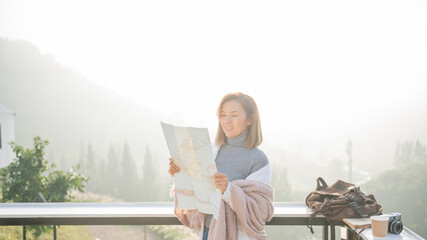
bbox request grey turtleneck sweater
[205,131,269,227]
[216,132,269,181]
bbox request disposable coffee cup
[371,215,388,238]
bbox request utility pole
[346,139,353,182]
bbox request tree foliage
[119,141,140,201]
[270,163,291,201]
[85,142,99,193]
[394,140,427,168]
[0,136,88,237]
[141,145,157,201]
[106,144,120,197]
[362,162,427,238]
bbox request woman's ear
[246,114,253,126]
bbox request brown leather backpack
[305,177,383,233]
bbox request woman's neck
[226,132,248,147]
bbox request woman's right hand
[168,158,180,176]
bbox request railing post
[346,226,355,240]
[23,226,26,240]
[323,224,328,240]
[54,225,57,240]
[330,224,335,240]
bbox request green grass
[149,225,198,240]
[0,225,92,240]
[55,226,92,240]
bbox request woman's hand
[168,158,180,176]
[213,172,228,194]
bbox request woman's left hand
[213,172,228,194]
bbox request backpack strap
[352,186,371,202]
[307,196,336,234]
[307,211,320,234]
[346,188,369,217]
[349,202,368,217]
[316,177,328,191]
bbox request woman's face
[220,100,252,138]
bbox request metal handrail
[1,202,422,240]
[0,202,335,240]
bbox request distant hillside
[0,37,169,169]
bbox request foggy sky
[1,0,426,182]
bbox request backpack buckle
[350,201,368,217]
[345,193,355,202]
[354,187,362,195]
[350,201,359,209]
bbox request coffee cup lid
[370,216,388,221]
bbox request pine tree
[414,140,427,163]
[119,141,140,201]
[78,140,86,175]
[106,144,120,197]
[86,142,98,192]
[141,145,157,201]
[270,162,291,201]
[394,140,427,168]
[98,157,108,195]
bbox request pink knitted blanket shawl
[174,180,274,240]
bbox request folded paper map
[343,218,371,229]
[161,122,221,219]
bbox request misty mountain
[0,37,169,170]
[1,36,426,196]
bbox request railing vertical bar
[346,226,355,240]
[23,225,26,240]
[330,224,335,240]
[54,225,57,240]
[323,224,328,240]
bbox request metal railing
[0,202,423,240]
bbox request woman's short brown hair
[215,92,263,149]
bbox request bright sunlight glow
[1,0,426,162]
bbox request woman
[169,92,274,240]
